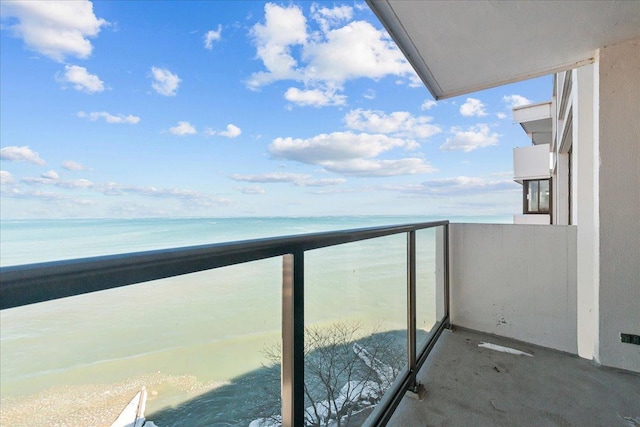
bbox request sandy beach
[0,372,227,426]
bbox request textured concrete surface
[387,328,640,426]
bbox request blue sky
[0,1,551,219]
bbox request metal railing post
[282,252,305,427]
[444,224,451,328]
[407,231,417,389]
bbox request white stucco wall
[596,37,640,372]
[449,223,577,354]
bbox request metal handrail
[0,221,448,309]
[0,220,450,427]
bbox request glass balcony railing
[0,221,450,427]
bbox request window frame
[523,178,552,215]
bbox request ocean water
[0,216,507,426]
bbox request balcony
[1,222,638,426]
[513,144,552,225]
[513,144,550,184]
[513,102,553,147]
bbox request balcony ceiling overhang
[367,0,640,99]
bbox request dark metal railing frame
[0,220,450,427]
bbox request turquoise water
[0,215,509,267]
[0,216,507,425]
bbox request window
[524,179,551,214]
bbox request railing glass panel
[0,259,282,426]
[415,227,442,351]
[1,220,450,427]
[302,235,407,426]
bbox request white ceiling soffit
[367,0,640,99]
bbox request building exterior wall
[597,37,640,372]
[510,38,640,372]
[449,223,578,354]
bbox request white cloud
[0,0,108,62]
[236,185,266,195]
[323,158,434,177]
[0,146,45,165]
[284,87,346,107]
[496,112,507,119]
[0,170,15,185]
[57,178,94,189]
[230,172,345,187]
[247,3,414,105]
[151,67,181,96]
[363,89,376,100]
[269,131,433,177]
[219,124,242,138]
[503,94,531,109]
[204,25,222,49]
[440,124,500,152]
[78,111,140,124]
[247,3,307,88]
[57,65,104,93]
[206,124,242,138]
[304,177,347,187]
[269,131,410,164]
[344,109,440,139]
[22,176,56,185]
[459,98,488,117]
[21,176,92,191]
[169,121,196,136]
[21,173,96,189]
[6,189,83,202]
[390,175,519,196]
[62,160,86,171]
[310,4,353,32]
[421,100,437,110]
[230,172,309,184]
[302,20,412,84]
[41,170,59,180]
[13,173,232,208]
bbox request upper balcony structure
[513,144,550,184]
[513,101,553,147]
[512,102,553,224]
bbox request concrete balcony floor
[388,328,640,426]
